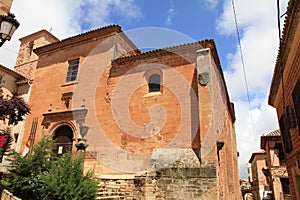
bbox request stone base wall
[97,174,136,198]
[97,167,218,200]
[0,190,21,200]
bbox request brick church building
[14,25,240,199]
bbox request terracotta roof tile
[261,129,281,137]
[112,39,216,65]
[34,25,122,55]
[260,129,281,149]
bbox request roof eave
[0,64,28,82]
[19,29,59,43]
[34,25,122,56]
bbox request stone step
[96,195,124,200]
[97,191,122,196]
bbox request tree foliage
[0,128,14,161]
[5,136,98,200]
[38,153,98,200]
[0,75,30,125]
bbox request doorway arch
[53,125,74,155]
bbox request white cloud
[234,100,278,178]
[0,0,81,68]
[224,27,279,99]
[216,0,288,179]
[0,0,141,69]
[216,0,288,36]
[165,0,175,26]
[204,0,218,9]
[80,0,141,31]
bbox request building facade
[15,25,240,199]
[260,129,291,200]
[268,0,300,199]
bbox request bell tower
[0,0,13,15]
[14,30,59,80]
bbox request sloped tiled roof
[261,129,281,150]
[0,64,28,81]
[261,129,281,137]
[249,151,266,163]
[112,39,218,65]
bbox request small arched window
[148,74,160,92]
[53,125,73,155]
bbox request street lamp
[0,13,20,47]
[75,125,89,152]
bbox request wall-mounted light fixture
[0,13,20,47]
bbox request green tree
[0,74,30,164]
[38,153,98,200]
[0,75,30,126]
[6,136,55,199]
[6,136,98,200]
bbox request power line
[231,0,257,145]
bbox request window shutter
[286,106,297,128]
[279,114,293,153]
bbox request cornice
[34,25,122,56]
[248,151,266,163]
[112,39,217,65]
[19,29,59,43]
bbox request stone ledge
[99,174,136,179]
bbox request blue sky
[0,0,289,179]
[79,0,236,67]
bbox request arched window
[53,125,73,155]
[148,74,160,92]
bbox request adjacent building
[260,129,291,199]
[0,64,30,172]
[240,179,253,200]
[268,0,300,199]
[248,151,270,200]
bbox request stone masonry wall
[0,190,21,200]
[0,0,12,15]
[97,175,136,198]
[97,164,218,200]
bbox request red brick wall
[17,30,240,198]
[271,25,300,200]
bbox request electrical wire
[231,0,257,145]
